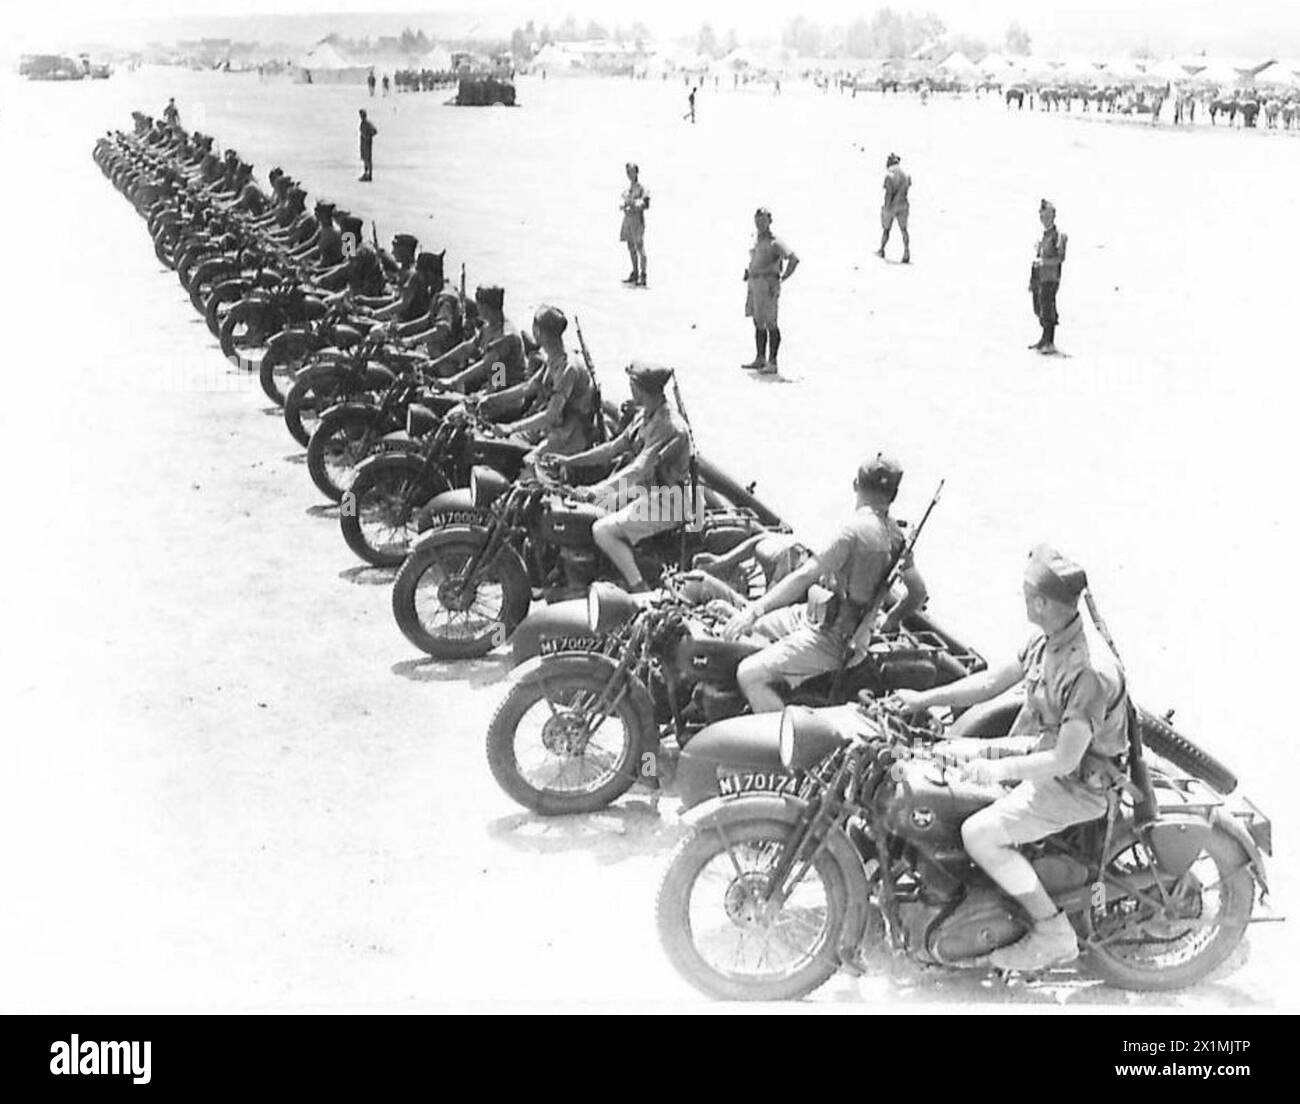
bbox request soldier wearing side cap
[551,363,694,592]
[479,305,597,457]
[428,286,530,393]
[725,455,928,711]
[894,545,1129,971]
[1030,199,1067,354]
[741,207,799,374]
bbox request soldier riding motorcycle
[656,547,1272,999]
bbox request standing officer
[555,363,694,593]
[893,545,1128,971]
[619,162,650,287]
[358,109,377,182]
[877,152,911,263]
[724,455,928,712]
[741,208,799,375]
[1030,198,1067,354]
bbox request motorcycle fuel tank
[539,502,604,548]
[670,624,762,684]
[878,759,997,850]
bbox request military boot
[989,911,1079,971]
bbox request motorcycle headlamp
[406,403,439,439]
[587,581,641,634]
[469,465,510,510]
[779,706,849,773]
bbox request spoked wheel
[205,283,248,339]
[485,654,647,815]
[260,335,320,406]
[305,409,383,501]
[1084,828,1254,991]
[340,461,446,567]
[283,366,354,447]
[219,302,277,365]
[657,819,847,1001]
[391,530,530,659]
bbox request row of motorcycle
[93,116,1277,1001]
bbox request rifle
[837,478,944,676]
[573,316,609,443]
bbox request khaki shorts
[881,206,909,231]
[745,276,781,327]
[980,778,1108,846]
[742,618,847,685]
[599,486,688,543]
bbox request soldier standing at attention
[358,109,377,182]
[741,207,799,375]
[619,162,649,287]
[877,152,911,263]
[1029,199,1067,354]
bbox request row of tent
[295,40,455,84]
[525,38,1300,89]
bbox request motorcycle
[656,696,1272,1000]
[304,348,437,501]
[486,573,990,816]
[391,468,779,662]
[339,404,532,568]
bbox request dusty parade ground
[1,65,1297,1011]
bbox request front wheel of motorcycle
[657,818,848,1001]
[341,458,448,567]
[306,407,383,502]
[1084,827,1254,991]
[486,654,651,815]
[391,529,530,659]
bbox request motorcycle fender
[1210,808,1269,895]
[264,327,313,360]
[684,794,872,959]
[510,599,600,667]
[353,449,424,481]
[318,401,381,426]
[416,488,489,533]
[211,276,251,300]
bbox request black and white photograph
[1,0,1297,1050]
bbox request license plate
[538,635,602,656]
[717,771,799,798]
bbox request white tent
[979,52,1021,79]
[530,42,579,73]
[1146,58,1202,83]
[420,45,453,71]
[937,51,979,78]
[296,41,369,84]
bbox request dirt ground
[0,67,1295,1011]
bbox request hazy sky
[12,0,1300,56]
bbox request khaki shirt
[747,232,792,281]
[814,504,906,636]
[1034,226,1066,284]
[1009,615,1125,757]
[604,399,692,491]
